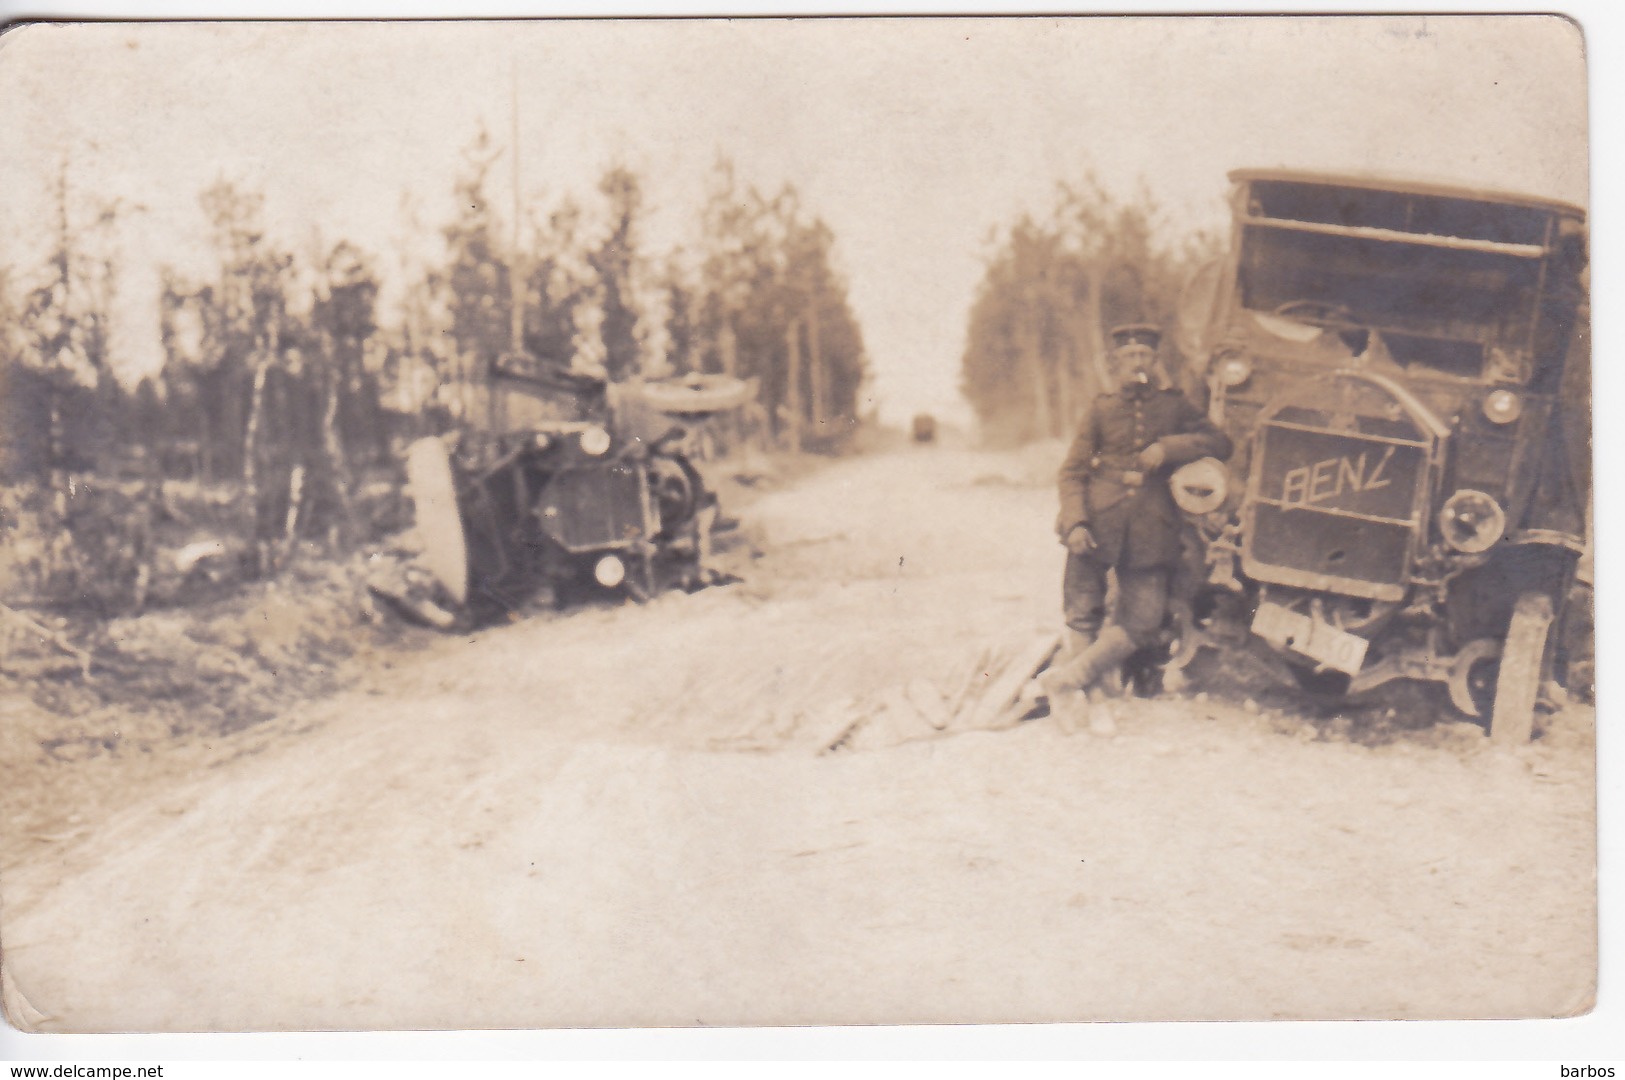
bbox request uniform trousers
[1062,553,1169,648]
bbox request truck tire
[1490,591,1555,744]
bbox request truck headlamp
[1215,354,1253,388]
[1439,489,1507,554]
[580,426,612,456]
[1483,389,1522,425]
[1170,457,1229,515]
[593,554,627,588]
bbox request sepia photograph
[0,12,1600,1039]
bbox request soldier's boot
[1047,684,1084,734]
[1029,630,1092,693]
[1086,688,1118,738]
[1062,627,1096,662]
[1041,625,1138,697]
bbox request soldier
[1042,323,1231,733]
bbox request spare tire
[1170,456,1229,515]
[638,373,752,415]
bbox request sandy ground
[0,446,1598,1032]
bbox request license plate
[1250,601,1369,674]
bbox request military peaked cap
[1107,323,1162,351]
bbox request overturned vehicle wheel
[405,436,471,607]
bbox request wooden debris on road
[959,632,1062,732]
[0,602,93,679]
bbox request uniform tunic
[1056,384,1231,570]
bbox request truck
[390,351,751,625]
[1167,169,1590,740]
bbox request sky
[0,16,1591,427]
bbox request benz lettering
[1280,446,1394,507]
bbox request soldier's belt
[1092,469,1146,487]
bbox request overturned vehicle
[1167,169,1590,740]
[384,353,752,626]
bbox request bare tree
[961,175,1213,444]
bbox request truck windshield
[1235,182,1548,380]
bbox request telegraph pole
[490,57,524,434]
[784,319,803,454]
[509,57,524,360]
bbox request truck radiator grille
[538,465,651,552]
[1242,421,1429,600]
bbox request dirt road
[0,446,1597,1031]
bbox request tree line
[0,129,870,611]
[960,177,1218,444]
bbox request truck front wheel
[1490,592,1556,744]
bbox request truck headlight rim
[1483,389,1522,425]
[1215,354,1253,388]
[1438,489,1507,554]
[593,554,627,588]
[579,425,612,456]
